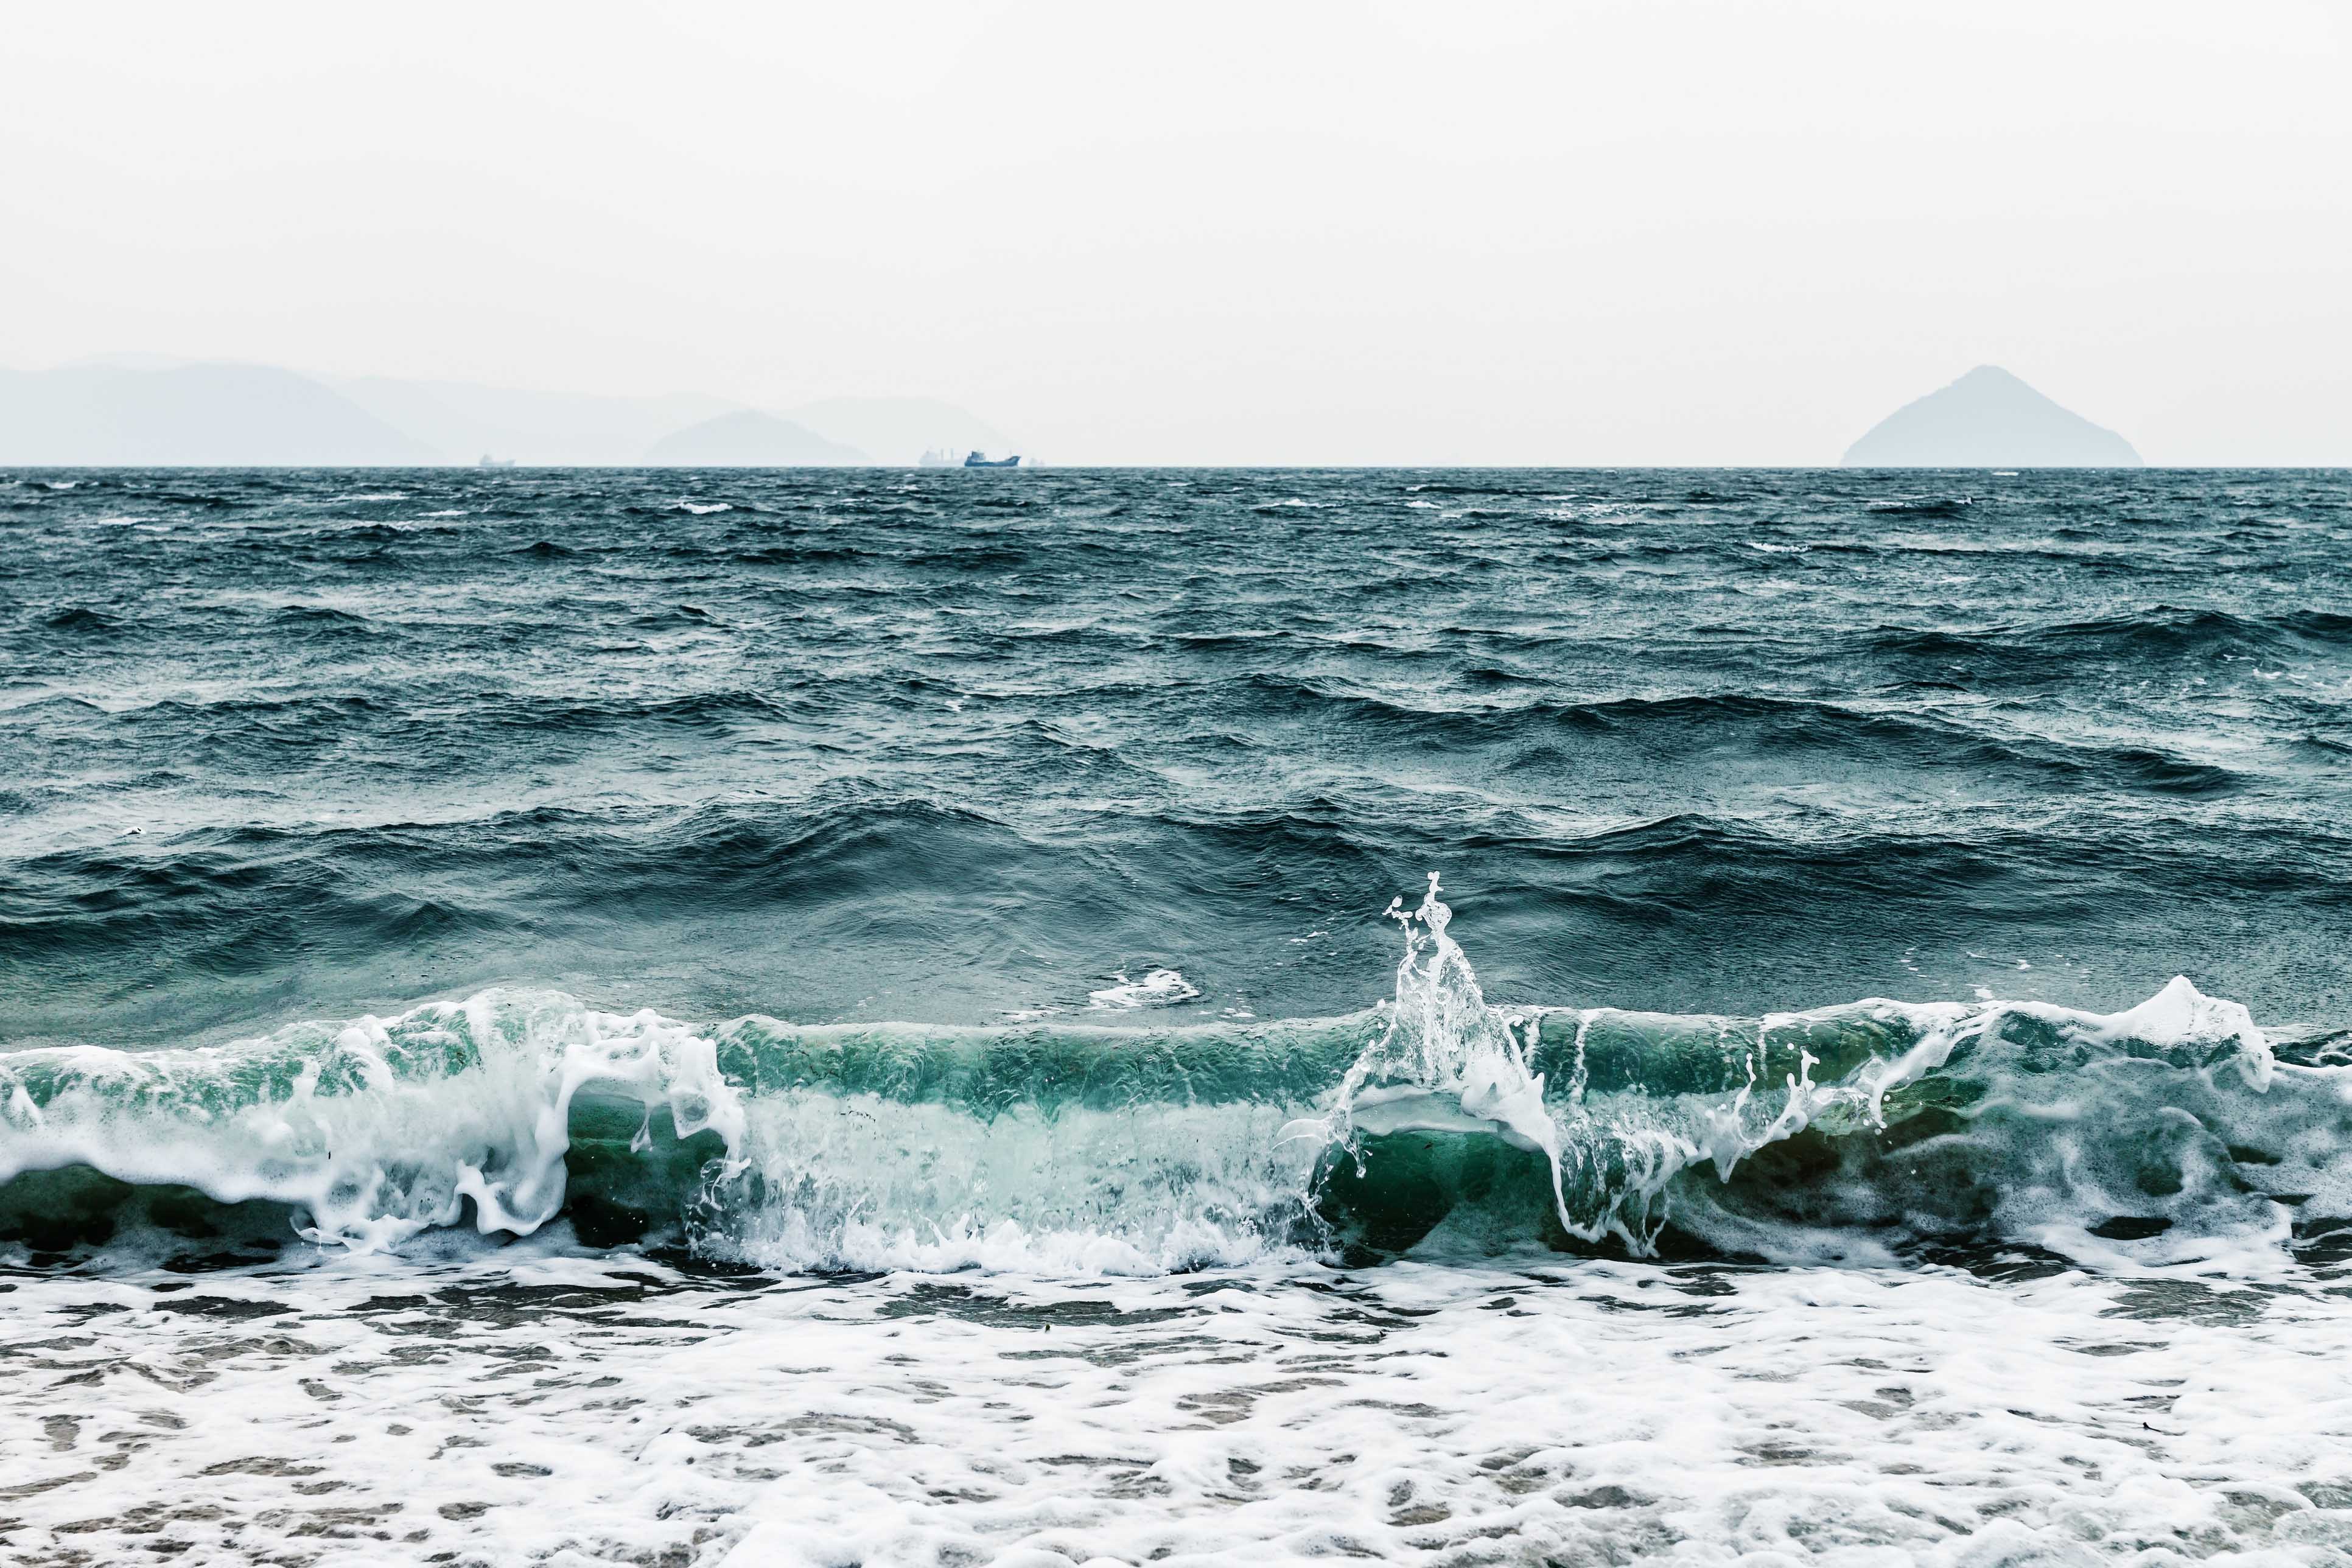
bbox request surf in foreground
[5,877,2345,1275]
[13,1247,2352,1567]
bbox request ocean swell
[2,882,2346,1274]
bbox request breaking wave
[4,878,2347,1275]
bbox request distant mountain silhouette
[787,396,1017,466]
[642,410,867,466]
[0,363,435,465]
[1845,366,2140,467]
[2,358,1019,466]
[335,377,737,466]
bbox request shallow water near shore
[7,1242,2352,1565]
[4,465,2350,1563]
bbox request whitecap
[1087,968,1202,1009]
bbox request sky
[5,1,2348,464]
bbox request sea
[3,466,2350,1567]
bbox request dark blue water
[4,466,2351,1270]
[7,466,2348,1042]
[10,464,2352,1568]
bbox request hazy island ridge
[0,359,1018,467]
[1,357,2161,468]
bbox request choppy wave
[5,878,2345,1275]
[10,467,2350,1060]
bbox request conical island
[1844,365,2141,467]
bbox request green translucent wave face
[9,1006,2333,1278]
[1,967,2342,1270]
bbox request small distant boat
[962,450,1020,468]
[477,455,517,469]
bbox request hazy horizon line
[13,461,2345,473]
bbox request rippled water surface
[7,467,2349,1038]
[4,466,2350,1564]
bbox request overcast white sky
[6,1,2347,464]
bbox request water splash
[0,995,743,1252]
[2,880,2341,1272]
[1290,875,2326,1261]
[1287,873,1578,1236]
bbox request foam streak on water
[4,889,2346,1277]
[5,1249,2352,1565]
[6,466,2352,1563]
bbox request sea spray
[0,993,743,1251]
[2,886,2347,1270]
[1286,873,1581,1239]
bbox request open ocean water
[3,466,2351,1566]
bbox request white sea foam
[717,1095,1311,1275]
[1085,968,1201,1009]
[4,1248,2349,1565]
[5,891,2351,1560]
[0,994,741,1250]
[2,886,2343,1274]
[1284,875,2338,1264]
